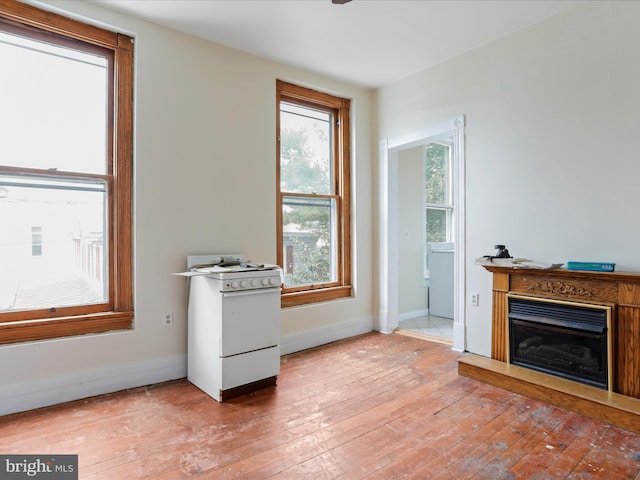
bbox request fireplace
[458,265,640,433]
[507,295,612,390]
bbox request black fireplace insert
[507,295,611,390]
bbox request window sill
[0,311,134,345]
[281,286,352,308]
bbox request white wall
[397,146,428,317]
[0,0,374,415]
[375,0,640,356]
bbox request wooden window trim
[276,80,352,307]
[0,0,134,344]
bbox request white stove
[183,254,282,401]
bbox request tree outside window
[425,142,453,244]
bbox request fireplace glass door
[508,295,611,390]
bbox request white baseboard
[280,316,374,355]
[0,355,187,416]
[398,309,429,322]
[1,317,375,416]
[452,321,466,352]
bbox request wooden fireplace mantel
[482,265,640,398]
[457,265,640,433]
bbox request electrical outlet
[470,293,479,307]
[163,312,174,327]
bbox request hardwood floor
[2,332,640,479]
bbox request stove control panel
[221,275,281,292]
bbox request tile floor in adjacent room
[398,314,454,340]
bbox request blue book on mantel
[567,261,616,272]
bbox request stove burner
[189,262,279,274]
[218,261,242,267]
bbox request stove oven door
[219,287,281,357]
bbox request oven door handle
[222,287,281,298]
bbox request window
[0,1,134,344]
[276,81,351,307]
[425,141,454,274]
[425,141,453,243]
[31,227,42,257]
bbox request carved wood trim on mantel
[526,280,596,298]
[482,265,640,399]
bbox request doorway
[378,116,465,352]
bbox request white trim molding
[451,116,466,352]
[379,115,466,352]
[280,316,374,356]
[1,316,375,416]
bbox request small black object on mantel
[483,244,513,262]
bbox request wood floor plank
[564,424,640,479]
[267,379,486,478]
[504,410,599,479]
[490,406,579,478]
[207,367,465,478]
[358,386,516,479]
[1,332,640,479]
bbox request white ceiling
[91,0,583,89]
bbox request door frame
[378,115,466,352]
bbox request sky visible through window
[0,31,107,173]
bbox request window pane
[31,226,42,256]
[282,196,336,287]
[0,31,108,174]
[280,103,332,194]
[426,208,447,243]
[425,143,449,205]
[0,175,107,312]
